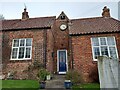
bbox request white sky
[0,0,119,20]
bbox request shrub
[65,70,83,85]
[37,68,50,81]
[27,62,45,80]
[7,71,17,80]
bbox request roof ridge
[70,17,120,22]
[28,16,56,20]
[110,17,120,22]
[3,16,56,21]
[70,17,104,21]
[3,19,21,21]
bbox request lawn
[2,80,100,90]
[72,83,100,90]
[2,80,39,90]
[0,80,2,90]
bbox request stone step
[45,75,66,89]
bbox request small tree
[0,14,5,20]
[65,69,83,85]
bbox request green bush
[65,70,83,85]
[37,68,50,81]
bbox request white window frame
[91,36,119,61]
[10,38,32,60]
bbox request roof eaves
[2,26,51,31]
[69,30,120,36]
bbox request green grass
[0,80,2,90]
[2,80,39,90]
[1,80,100,90]
[72,83,100,90]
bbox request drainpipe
[69,35,74,69]
[68,21,74,69]
[43,29,47,69]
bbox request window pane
[25,48,31,58]
[93,47,100,59]
[101,46,108,56]
[109,47,117,58]
[100,38,106,45]
[92,38,99,46]
[18,47,25,59]
[26,39,32,46]
[12,48,18,59]
[20,39,25,46]
[13,39,19,47]
[107,37,115,45]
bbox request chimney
[22,7,29,19]
[102,6,110,17]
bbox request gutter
[2,27,51,31]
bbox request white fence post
[98,56,119,90]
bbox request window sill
[10,59,32,61]
[92,60,98,64]
[93,59,98,61]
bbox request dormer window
[60,15,65,20]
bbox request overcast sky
[0,0,119,20]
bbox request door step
[58,72,66,74]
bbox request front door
[57,50,68,74]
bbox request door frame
[57,50,68,74]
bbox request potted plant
[46,74,51,80]
[64,71,72,89]
[64,70,82,89]
[37,68,49,89]
[64,79,72,89]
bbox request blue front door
[58,50,67,74]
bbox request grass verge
[2,80,39,90]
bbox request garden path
[45,74,70,90]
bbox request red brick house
[1,6,120,82]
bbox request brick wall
[2,29,46,79]
[71,33,120,82]
[53,20,69,73]
[0,31,2,75]
[2,26,120,81]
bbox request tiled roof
[1,16,120,35]
[69,17,120,35]
[1,16,56,30]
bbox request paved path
[45,75,70,90]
